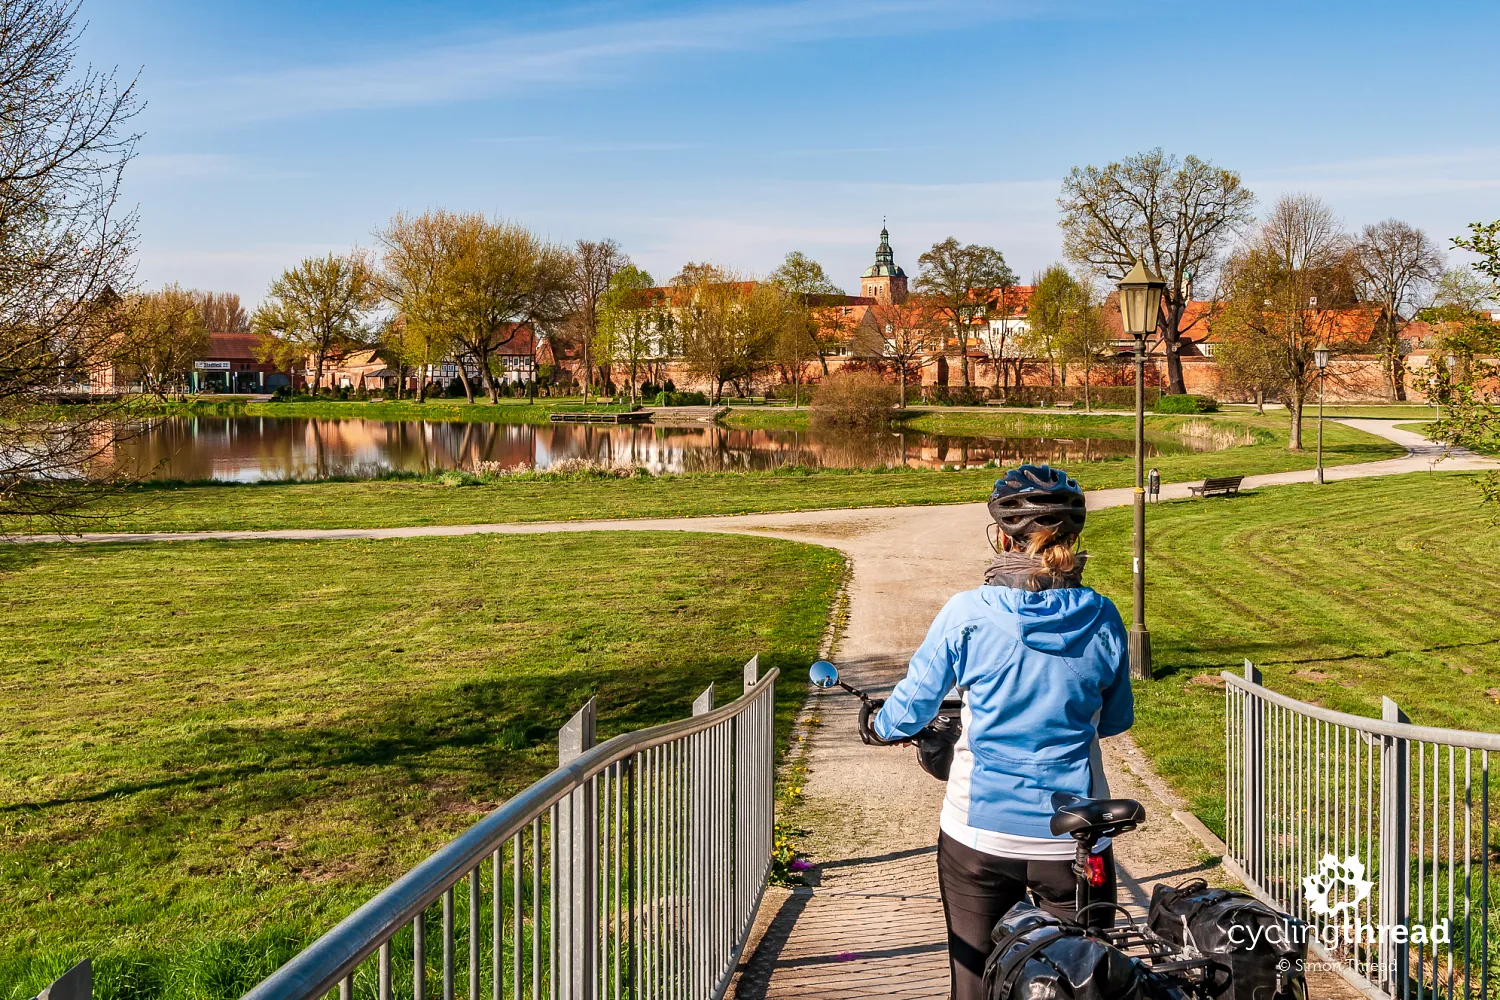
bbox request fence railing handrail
[243,667,780,1000]
[1221,671,1500,751]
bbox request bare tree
[116,285,209,399]
[1214,194,1354,449]
[1059,148,1255,394]
[856,299,936,407]
[1352,220,1443,400]
[915,238,1015,390]
[0,0,141,524]
[253,252,379,395]
[186,290,249,333]
[569,239,629,401]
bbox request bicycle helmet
[987,464,1086,540]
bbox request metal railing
[1225,662,1499,999]
[244,657,776,1000]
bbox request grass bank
[10,419,1400,535]
[1083,472,1500,837]
[1,531,843,999]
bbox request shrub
[655,390,709,407]
[810,371,898,428]
[1155,393,1218,414]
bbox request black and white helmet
[987,464,1086,540]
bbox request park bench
[1188,475,1245,498]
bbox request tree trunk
[456,361,475,404]
[1288,387,1305,450]
[312,347,326,396]
[954,324,969,388]
[480,355,500,404]
[1162,301,1188,395]
[1083,356,1092,413]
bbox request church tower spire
[861,222,908,304]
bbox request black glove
[914,714,961,781]
[857,697,888,746]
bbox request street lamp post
[1313,344,1331,485]
[1117,259,1166,681]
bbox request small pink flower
[835,951,859,962]
[788,859,811,872]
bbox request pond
[106,416,1215,482]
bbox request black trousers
[936,831,1117,1000]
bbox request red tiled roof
[206,331,263,360]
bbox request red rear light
[1087,853,1108,888]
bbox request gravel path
[16,419,1491,998]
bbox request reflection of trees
[107,416,1224,482]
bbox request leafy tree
[595,265,659,403]
[677,270,776,402]
[769,250,845,376]
[439,215,572,404]
[0,0,141,524]
[253,252,380,395]
[116,285,209,399]
[378,210,461,401]
[1417,219,1500,514]
[1059,148,1255,394]
[1422,268,1493,322]
[1213,195,1354,449]
[915,238,1015,388]
[1352,219,1443,400]
[1023,265,1075,387]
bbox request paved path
[14,419,1492,997]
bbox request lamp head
[1117,259,1166,340]
[1313,344,1331,370]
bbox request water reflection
[111,416,1203,483]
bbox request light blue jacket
[873,584,1134,839]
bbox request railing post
[1242,660,1265,886]
[1379,696,1410,992]
[34,959,90,1000]
[690,684,713,997]
[558,699,597,1000]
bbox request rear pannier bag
[1147,878,1308,1000]
[984,902,1149,1000]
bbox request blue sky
[81,0,1500,304]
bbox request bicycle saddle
[1048,794,1146,839]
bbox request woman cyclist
[871,464,1134,1000]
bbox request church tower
[860,224,908,303]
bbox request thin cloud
[158,0,1054,122]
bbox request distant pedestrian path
[8,418,1490,998]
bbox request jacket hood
[1006,587,1109,656]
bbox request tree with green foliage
[1418,219,1500,510]
[1023,265,1075,387]
[116,285,209,399]
[378,210,462,401]
[254,252,380,396]
[595,265,659,402]
[769,250,845,377]
[1059,148,1256,395]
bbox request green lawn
[1082,472,1500,836]
[18,418,1400,534]
[1,532,844,999]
